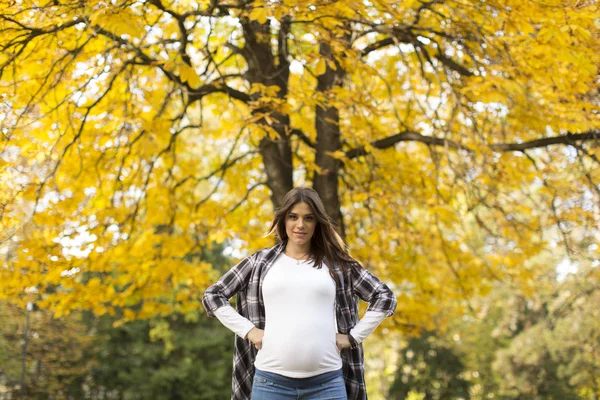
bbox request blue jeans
[252,368,347,399]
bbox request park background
[0,0,599,398]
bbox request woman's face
[285,202,317,247]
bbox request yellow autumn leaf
[209,230,228,244]
[179,63,201,89]
[326,59,338,71]
[315,58,327,75]
[90,8,145,39]
[325,150,347,159]
[123,309,137,321]
[249,7,268,24]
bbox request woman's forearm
[214,304,256,339]
[349,310,387,344]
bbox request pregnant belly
[258,328,340,373]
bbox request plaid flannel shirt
[202,241,397,400]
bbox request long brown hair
[264,187,355,285]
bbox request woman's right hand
[246,327,264,350]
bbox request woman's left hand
[335,333,352,352]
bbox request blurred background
[0,0,598,398]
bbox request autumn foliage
[0,0,598,334]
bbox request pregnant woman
[202,187,397,399]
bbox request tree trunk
[312,42,345,236]
[241,18,293,208]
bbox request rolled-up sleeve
[350,261,397,317]
[202,253,256,318]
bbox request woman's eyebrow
[289,212,315,216]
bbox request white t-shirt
[214,252,387,378]
[253,252,341,377]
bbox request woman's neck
[284,242,311,258]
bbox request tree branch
[361,37,398,56]
[187,83,251,104]
[346,130,468,159]
[291,128,315,148]
[434,52,474,77]
[229,181,268,213]
[91,25,251,104]
[359,26,474,77]
[345,129,600,159]
[489,131,600,152]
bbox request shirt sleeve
[348,310,387,344]
[202,252,257,317]
[349,261,397,317]
[213,304,256,339]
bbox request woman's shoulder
[249,242,284,262]
[329,255,361,273]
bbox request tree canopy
[1,0,599,330]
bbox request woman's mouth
[294,232,307,237]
